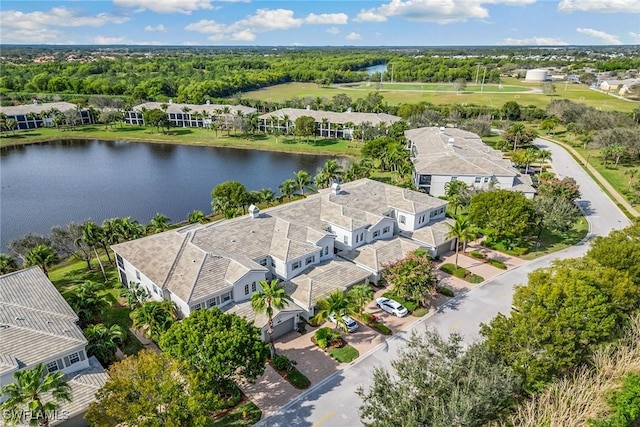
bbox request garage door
[271,317,295,339]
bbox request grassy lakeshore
[0,125,362,156]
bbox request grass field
[340,82,529,93]
[0,125,361,156]
[240,78,638,112]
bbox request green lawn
[240,80,637,112]
[211,401,262,427]
[328,345,359,363]
[520,218,589,260]
[340,82,529,93]
[0,124,361,156]
[49,255,144,356]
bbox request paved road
[258,138,631,427]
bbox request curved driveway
[258,138,631,427]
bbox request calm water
[364,64,388,75]
[0,139,333,251]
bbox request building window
[430,210,437,218]
[373,230,380,238]
[46,361,59,373]
[355,234,359,243]
[192,303,203,311]
[484,177,490,183]
[260,258,267,266]
[135,270,141,280]
[475,176,482,184]
[116,254,124,269]
[360,232,364,242]
[222,292,232,303]
[383,226,390,234]
[207,297,217,308]
[439,207,445,214]
[244,284,249,295]
[252,282,257,292]
[399,215,406,225]
[343,236,349,244]
[451,177,458,181]
[153,285,162,296]
[324,246,329,256]
[305,256,315,265]
[292,261,301,270]
[69,352,80,364]
[271,260,276,267]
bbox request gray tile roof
[132,101,256,116]
[284,259,372,310]
[0,268,87,371]
[338,236,422,272]
[113,179,448,306]
[407,127,518,177]
[402,218,456,247]
[0,102,83,116]
[224,299,304,329]
[53,357,108,425]
[259,108,401,127]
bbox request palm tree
[446,217,477,268]
[0,253,18,274]
[259,188,276,206]
[321,159,344,184]
[120,281,148,310]
[293,170,313,196]
[522,147,539,175]
[187,210,207,224]
[25,245,57,277]
[130,300,177,342]
[537,149,553,171]
[5,118,17,135]
[63,281,111,327]
[84,323,126,365]
[148,213,170,234]
[251,279,293,359]
[625,168,639,191]
[279,179,297,201]
[347,284,374,315]
[508,122,526,151]
[1,364,71,427]
[312,290,356,332]
[82,221,112,264]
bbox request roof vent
[439,126,445,132]
[249,204,260,219]
[14,317,23,321]
[169,99,173,104]
[206,100,210,105]
[331,182,342,195]
[231,239,236,243]
[448,137,455,145]
[346,107,352,113]
[305,105,311,110]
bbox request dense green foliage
[590,373,640,427]
[358,330,521,427]
[160,308,269,387]
[382,249,436,307]
[468,190,534,240]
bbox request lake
[0,139,334,251]
[364,64,388,75]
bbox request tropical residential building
[599,78,638,93]
[0,102,93,131]
[258,108,401,139]
[112,179,455,338]
[0,267,107,426]
[124,101,257,128]
[407,127,536,199]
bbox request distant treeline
[2,48,638,103]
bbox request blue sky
[1,0,638,46]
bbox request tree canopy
[382,249,436,306]
[159,308,269,387]
[468,189,534,240]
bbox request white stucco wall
[116,255,164,303]
[366,218,395,243]
[232,270,269,302]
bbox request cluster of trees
[382,249,437,307]
[359,222,640,426]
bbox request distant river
[0,140,333,251]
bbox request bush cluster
[436,286,455,297]
[470,250,486,259]
[272,354,296,372]
[488,259,507,269]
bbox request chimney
[206,100,210,105]
[331,182,341,195]
[169,99,173,104]
[249,204,260,219]
[448,137,455,146]
[305,105,311,110]
[439,126,445,132]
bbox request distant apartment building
[0,102,93,130]
[124,101,256,128]
[407,127,536,199]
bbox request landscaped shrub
[412,307,429,317]
[436,286,455,297]
[513,247,529,256]
[488,259,507,269]
[468,274,484,284]
[373,322,392,335]
[453,268,467,279]
[470,250,486,259]
[286,369,311,389]
[272,354,296,372]
[439,263,456,274]
[329,345,359,363]
[313,327,342,349]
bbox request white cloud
[326,27,341,35]
[0,28,65,44]
[576,27,622,44]
[93,36,127,44]
[346,32,362,41]
[144,24,166,32]
[185,20,226,33]
[224,30,256,42]
[355,0,535,24]
[497,36,568,45]
[0,7,128,31]
[113,0,215,14]
[304,13,348,25]
[630,32,640,43]
[559,0,640,13]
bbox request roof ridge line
[0,322,86,344]
[0,299,78,322]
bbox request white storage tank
[525,69,550,82]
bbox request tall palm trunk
[267,317,276,359]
